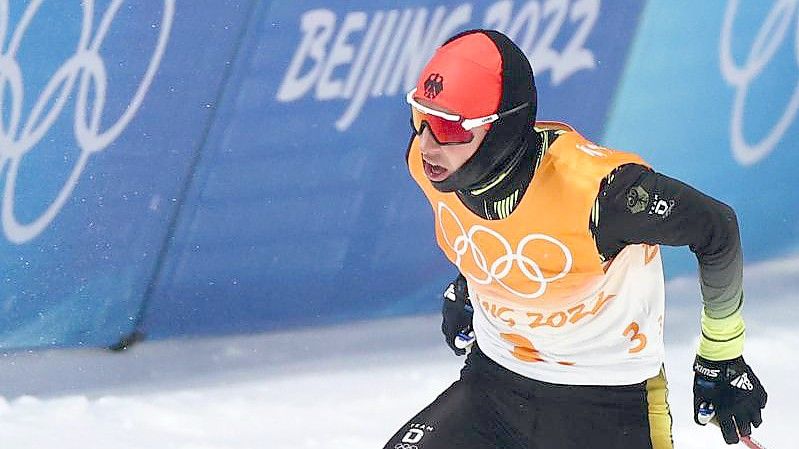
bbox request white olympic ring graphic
[720,0,799,166]
[0,0,175,244]
[437,202,573,299]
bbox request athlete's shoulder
[534,120,576,134]
[532,121,597,156]
[533,121,577,146]
[533,121,602,152]
[533,121,649,182]
[533,121,640,155]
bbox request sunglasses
[406,88,529,145]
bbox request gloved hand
[441,273,474,356]
[693,355,767,444]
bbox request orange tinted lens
[428,114,473,144]
[410,107,473,144]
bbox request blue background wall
[0,0,796,349]
[603,0,799,280]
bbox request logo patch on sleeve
[626,185,649,214]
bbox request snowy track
[1,255,796,449]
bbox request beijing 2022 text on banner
[1,1,795,349]
[144,0,645,339]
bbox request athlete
[383,29,767,449]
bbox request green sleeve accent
[697,307,745,361]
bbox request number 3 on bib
[500,333,545,362]
[500,333,577,365]
[623,321,648,353]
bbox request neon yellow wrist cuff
[697,308,745,361]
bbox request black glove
[441,273,474,356]
[693,355,767,444]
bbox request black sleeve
[593,164,743,318]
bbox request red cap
[413,32,502,118]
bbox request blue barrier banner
[0,1,256,348]
[604,1,799,277]
[145,0,644,337]
[11,1,791,348]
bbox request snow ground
[0,255,797,449]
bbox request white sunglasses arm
[462,114,500,130]
[405,88,504,130]
[405,88,462,121]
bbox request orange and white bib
[409,124,665,385]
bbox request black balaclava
[418,29,538,192]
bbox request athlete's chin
[423,159,451,182]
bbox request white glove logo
[730,372,754,391]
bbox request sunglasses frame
[405,88,530,144]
